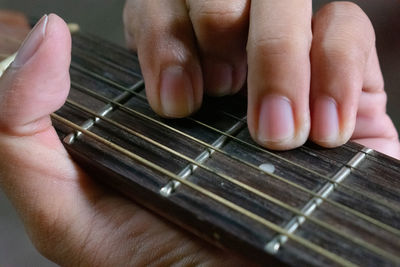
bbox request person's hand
[123,0,400,158]
[0,14,251,266]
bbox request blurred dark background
[0,0,399,265]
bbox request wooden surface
[0,1,399,265]
[49,32,400,266]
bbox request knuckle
[320,39,361,62]
[249,34,310,57]
[319,1,373,32]
[321,1,365,17]
[317,33,373,67]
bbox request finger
[352,48,400,159]
[186,0,249,96]
[0,14,71,136]
[247,0,312,150]
[0,14,247,265]
[310,2,379,147]
[124,0,202,118]
[0,12,77,257]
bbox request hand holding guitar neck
[0,4,400,266]
[0,12,250,266]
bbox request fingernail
[203,58,233,96]
[312,96,339,142]
[12,15,48,67]
[258,95,295,143]
[160,66,194,117]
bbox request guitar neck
[51,31,400,266]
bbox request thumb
[0,14,71,136]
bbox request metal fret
[160,116,246,196]
[265,148,372,254]
[52,113,358,267]
[0,21,397,267]
[63,80,144,144]
[68,80,400,239]
[46,32,400,266]
[71,56,398,212]
[61,95,400,264]
[72,58,400,216]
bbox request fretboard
[51,31,400,266]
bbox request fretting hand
[123,0,400,158]
[1,2,400,266]
[0,13,250,266]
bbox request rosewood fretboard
[51,31,400,266]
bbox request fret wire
[216,108,399,175]
[69,81,400,238]
[160,115,246,197]
[69,62,400,214]
[216,109,400,204]
[70,35,397,172]
[71,47,246,123]
[64,80,145,145]
[187,117,400,213]
[266,149,369,255]
[50,112,357,267]
[64,97,400,263]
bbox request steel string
[51,112,358,267]
[63,97,400,263]
[70,61,400,215]
[68,80,400,238]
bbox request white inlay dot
[259,163,275,174]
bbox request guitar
[3,28,400,266]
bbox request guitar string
[70,41,393,173]
[62,97,400,263]
[0,28,391,265]
[70,61,400,215]
[211,107,400,197]
[70,33,380,163]
[69,48,400,198]
[215,110,400,193]
[185,117,400,211]
[51,112,357,267]
[73,30,391,169]
[69,80,400,239]
[215,111,400,182]
[72,48,142,78]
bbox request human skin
[0,2,399,266]
[123,0,400,156]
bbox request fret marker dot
[259,163,275,174]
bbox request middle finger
[247,0,312,150]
